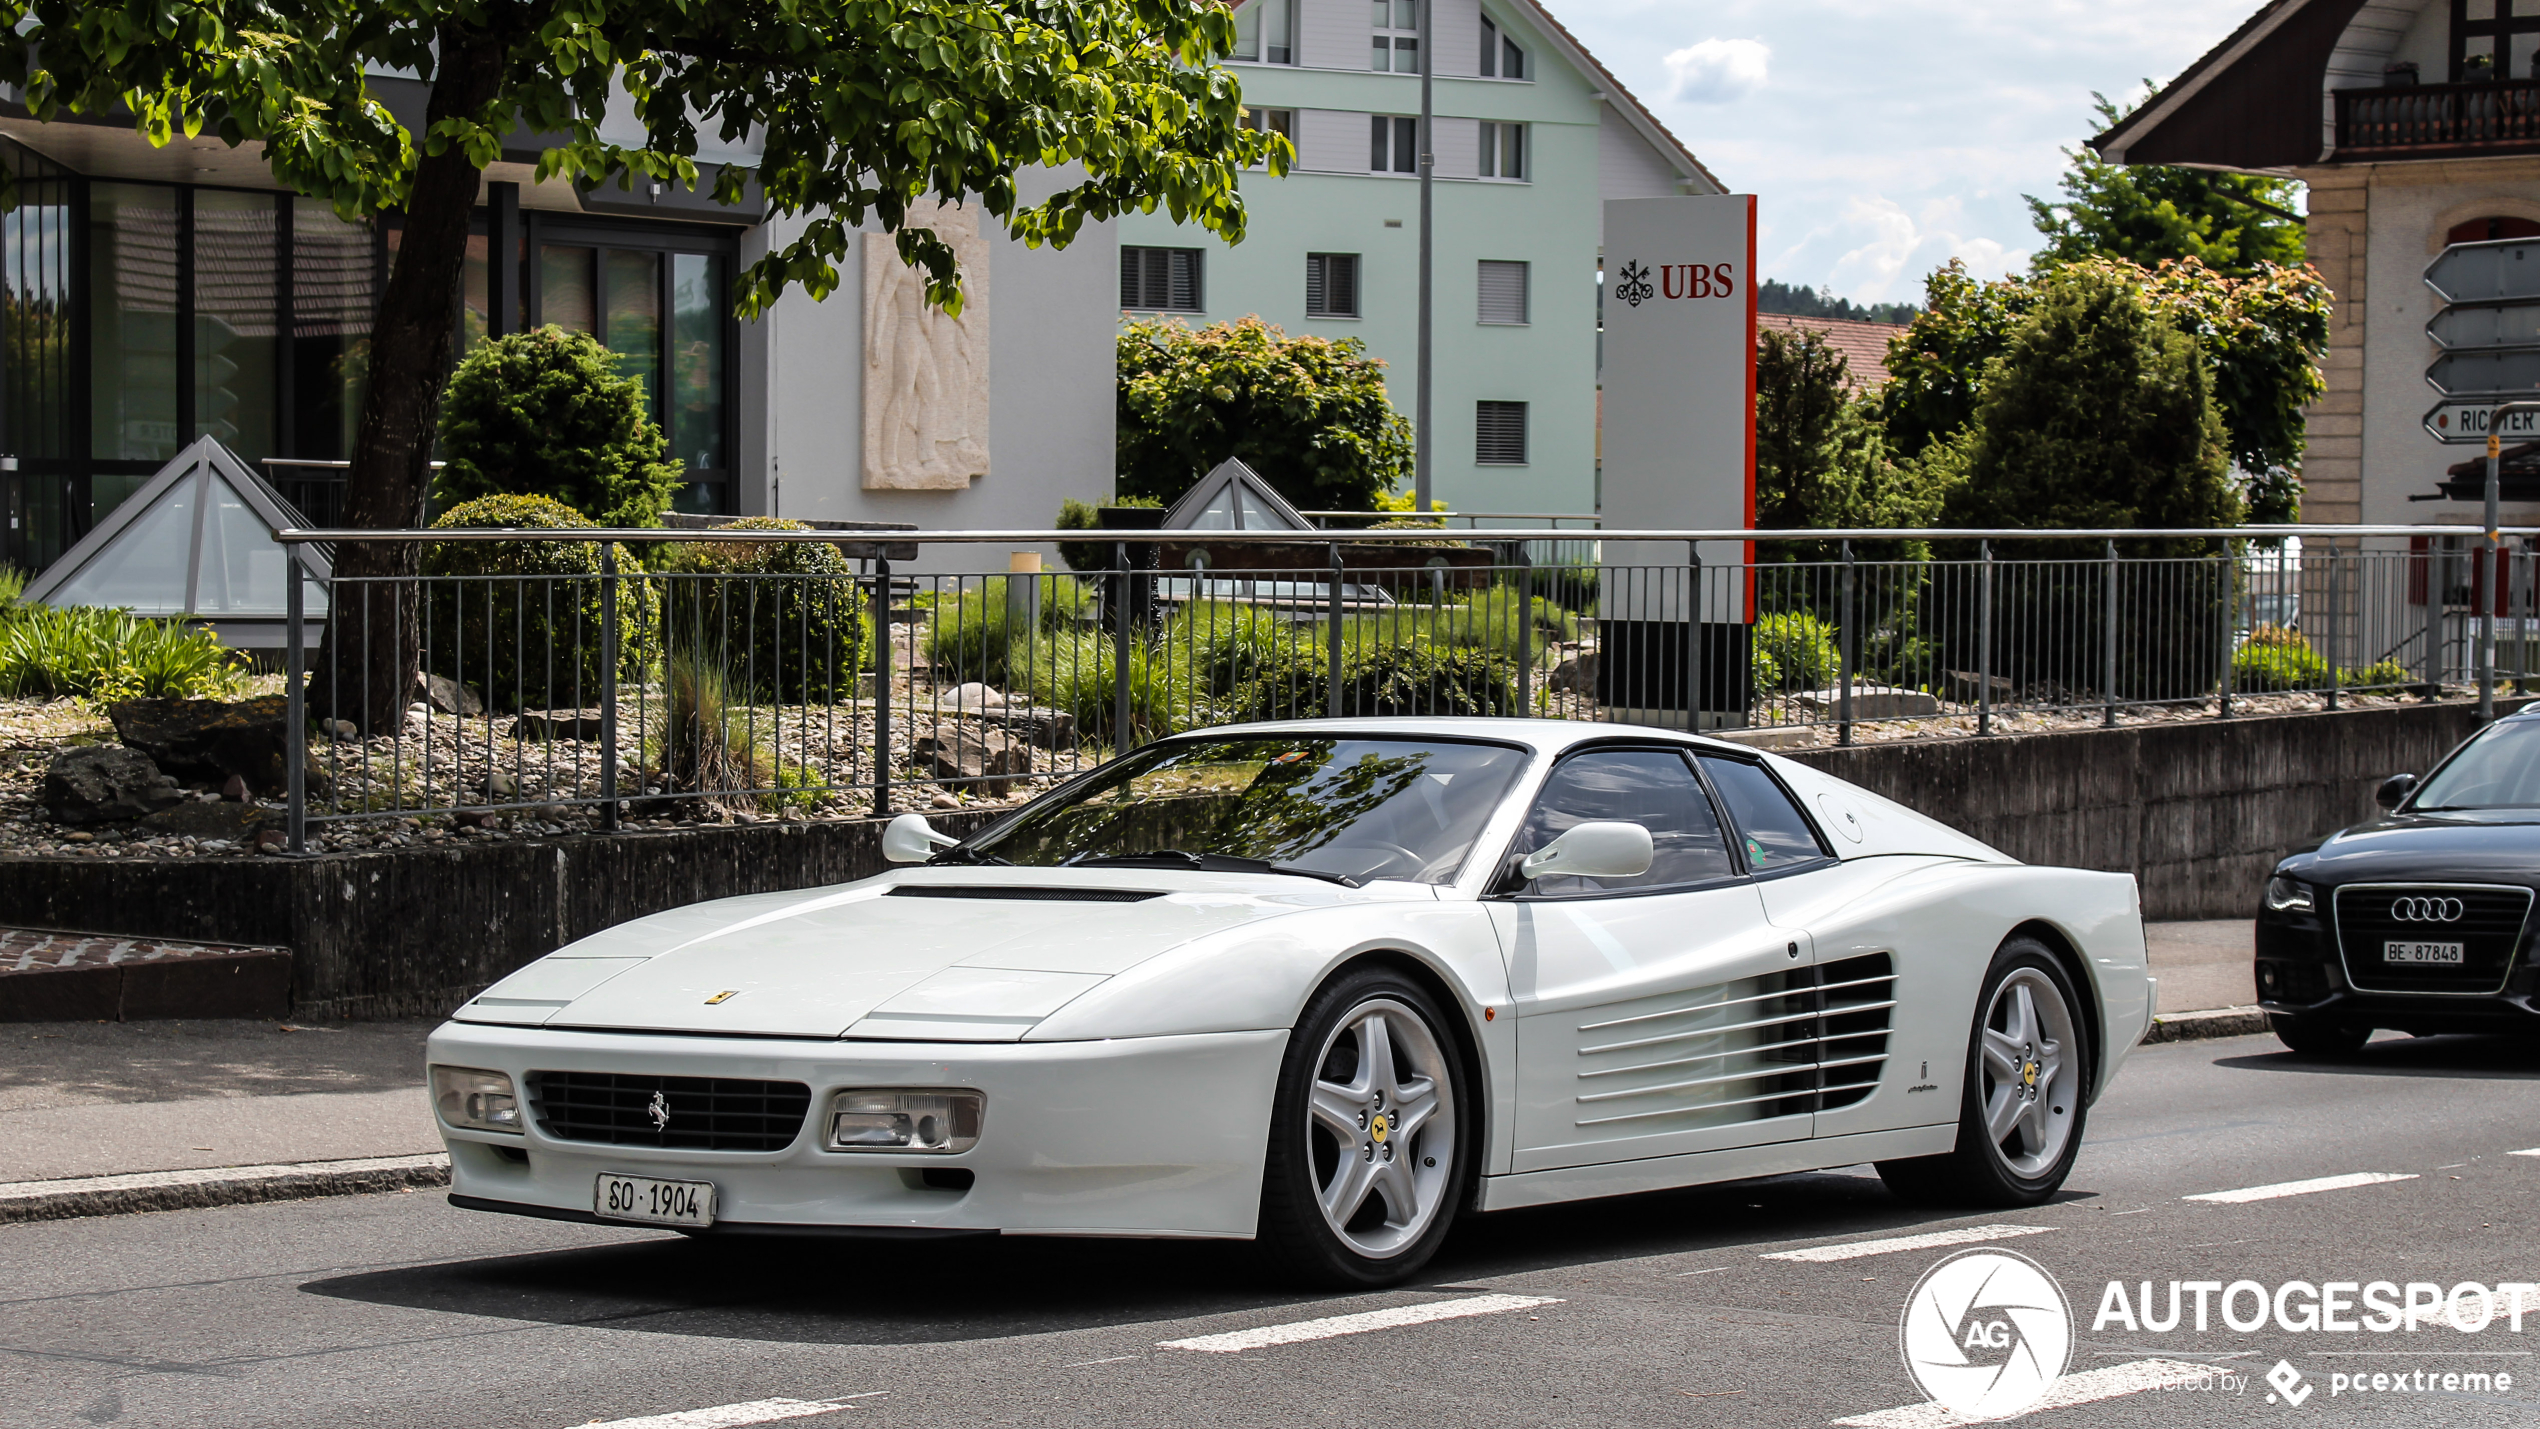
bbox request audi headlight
[431,1065,522,1134]
[823,1089,982,1154]
[2266,875,2315,914]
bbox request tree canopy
[2030,90,2306,276]
[1116,317,1414,512]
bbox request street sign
[2424,237,2540,304]
[2427,347,2540,394]
[2427,298,2540,351]
[2421,397,2540,444]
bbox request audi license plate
[2384,940,2466,966]
[595,1172,716,1227]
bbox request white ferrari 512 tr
[429,719,2153,1285]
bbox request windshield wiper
[927,844,1012,866]
[1066,849,1359,888]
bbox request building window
[1307,254,1361,317]
[1240,108,1296,144]
[1476,400,1528,464]
[1478,123,1526,180]
[1372,0,1420,73]
[1121,246,1203,312]
[1477,260,1528,324]
[1479,17,1527,79]
[1234,0,1296,64]
[1370,115,1419,174]
[2452,0,2540,81]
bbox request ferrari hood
[454,867,1420,1040]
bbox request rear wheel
[1257,968,1472,1288]
[1878,937,2093,1207]
[2269,1013,2370,1057]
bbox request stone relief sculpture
[862,201,991,490]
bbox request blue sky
[1552,0,2266,307]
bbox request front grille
[525,1071,811,1152]
[2333,884,2532,994]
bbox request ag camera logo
[1901,1248,2074,1418]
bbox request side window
[1514,749,1734,895]
[1699,756,1831,872]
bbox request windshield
[964,736,1529,885]
[2412,719,2540,809]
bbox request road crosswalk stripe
[1830,1359,2219,1428]
[573,1394,883,1428]
[2183,1171,2417,1204]
[1759,1224,2054,1263]
[1157,1294,1561,1352]
[2511,1148,2540,1157]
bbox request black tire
[2269,1013,2371,1057]
[1877,936,2094,1207]
[1257,965,1475,1289]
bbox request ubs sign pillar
[1598,194,1757,728]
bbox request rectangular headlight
[823,1089,982,1154]
[2265,875,2315,914]
[431,1065,523,1134]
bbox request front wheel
[1256,968,1473,1288]
[2269,1013,2370,1057]
[1878,937,2093,1207]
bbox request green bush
[1055,496,1159,574]
[1753,611,1840,693]
[1020,630,1190,746]
[0,605,244,701]
[422,494,650,712]
[434,326,684,528]
[658,517,867,702]
[1117,316,1413,511]
[0,564,25,612]
[1161,601,1300,697]
[925,574,1094,689]
[2340,658,2414,691]
[2230,624,2328,692]
[1227,640,1519,721]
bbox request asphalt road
[6,1029,2540,1429]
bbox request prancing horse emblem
[647,1090,672,1131]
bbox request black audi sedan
[2259,707,2540,1054]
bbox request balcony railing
[2336,79,2540,156]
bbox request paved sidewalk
[2144,919,2254,1016]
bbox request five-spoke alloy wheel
[1878,936,2094,1206]
[1260,967,1471,1286]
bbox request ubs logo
[2390,896,2465,922]
[1612,260,1738,307]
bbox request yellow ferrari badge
[1370,1113,1390,1143]
[704,989,740,1005]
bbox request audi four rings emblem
[2390,896,2466,922]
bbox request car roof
[1182,716,1767,758]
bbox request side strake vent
[885,886,1164,903]
[1571,952,1897,1132]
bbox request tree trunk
[314,28,507,733]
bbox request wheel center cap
[2020,1060,2040,1089]
[1370,1112,1390,1143]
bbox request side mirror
[883,813,959,864]
[2375,773,2419,811]
[1519,821,1655,882]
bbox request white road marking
[2510,1148,2540,1158]
[1830,1359,2219,1428]
[1676,1266,1731,1277]
[1157,1294,1562,1352]
[572,1396,883,1429]
[1760,1224,2055,1263]
[2183,1171,2417,1204]
[1063,1356,1141,1367]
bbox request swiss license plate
[595,1172,716,1227]
[2384,940,2466,966]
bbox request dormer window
[1480,16,1528,80]
[2453,0,2540,82]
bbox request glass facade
[0,141,740,572]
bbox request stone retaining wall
[0,700,2513,1018]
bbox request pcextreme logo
[1900,1248,2075,1419]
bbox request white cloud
[1665,38,1771,104]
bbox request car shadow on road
[2213,1032,2540,1081]
[300,1169,2078,1345]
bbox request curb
[0,1153,450,1225]
[2139,1006,2271,1045]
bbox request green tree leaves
[434,326,686,529]
[1116,316,1413,512]
[2031,90,2307,275]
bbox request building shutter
[1477,260,1528,324]
[1121,247,1203,311]
[1308,253,1360,317]
[1476,400,1528,464]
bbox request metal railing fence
[268,524,2540,851]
